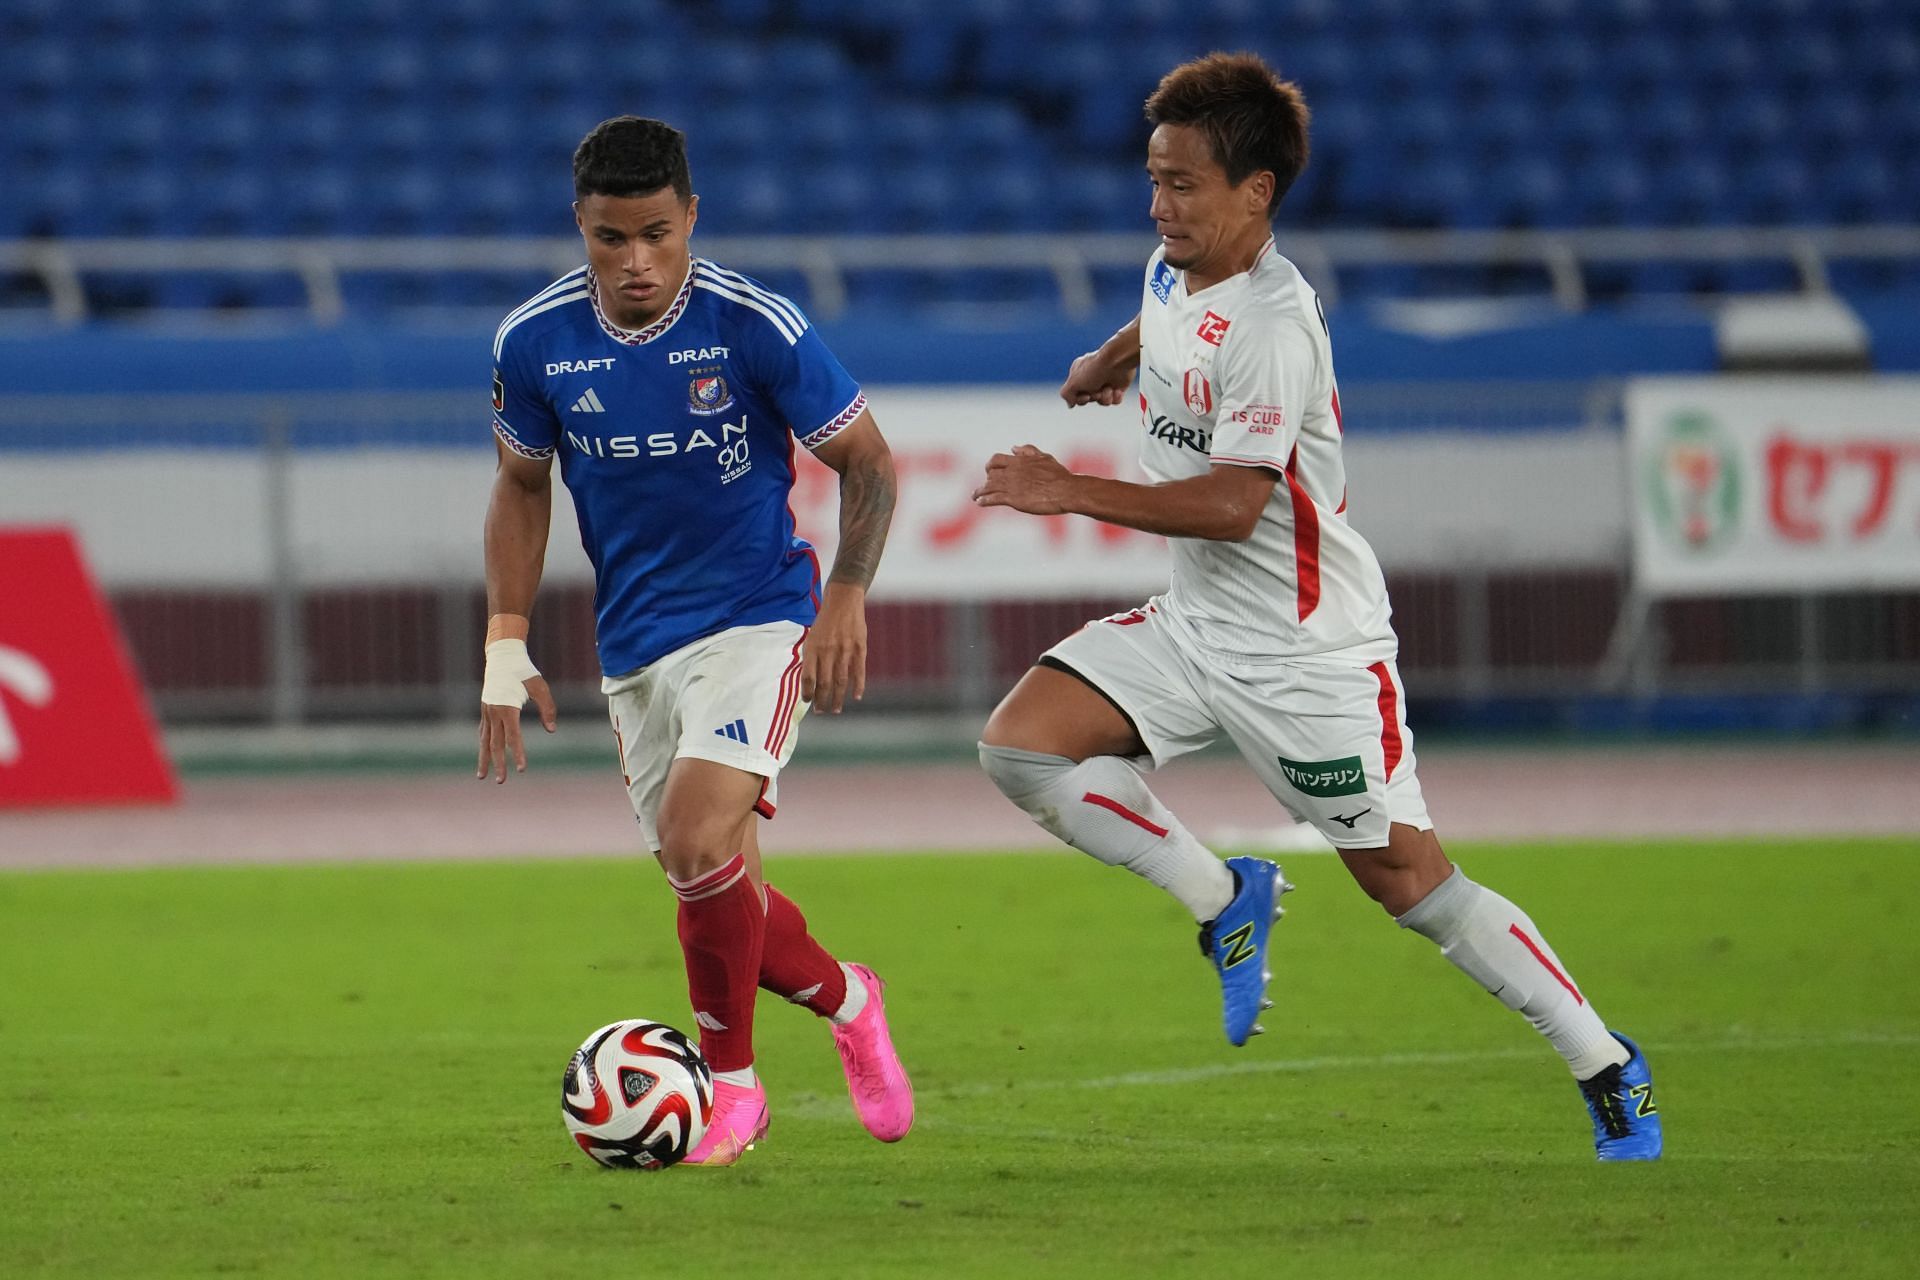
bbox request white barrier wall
[1626,377,1920,595]
[2,387,1625,593]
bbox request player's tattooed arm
[805,410,895,712]
[816,412,897,590]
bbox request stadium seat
[2,0,1913,318]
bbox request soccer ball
[562,1019,714,1170]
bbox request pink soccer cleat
[831,964,915,1142]
[681,1078,769,1167]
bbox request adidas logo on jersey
[713,718,750,744]
[569,387,607,413]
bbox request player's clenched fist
[973,444,1075,515]
[1060,348,1133,407]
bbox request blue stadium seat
[866,102,946,165]
[1051,164,1146,233]
[1634,93,1706,157]
[1733,155,1813,223]
[871,163,959,234]
[786,101,863,162]
[2,0,1913,316]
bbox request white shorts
[602,620,809,851]
[1043,603,1433,850]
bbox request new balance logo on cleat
[569,387,607,413]
[713,718,749,744]
[1218,923,1258,969]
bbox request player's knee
[978,741,1073,807]
[653,809,740,881]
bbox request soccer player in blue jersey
[477,116,913,1166]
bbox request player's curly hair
[573,116,692,202]
[1145,52,1310,214]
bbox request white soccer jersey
[1136,238,1396,662]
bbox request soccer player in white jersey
[478,117,913,1166]
[973,54,1660,1160]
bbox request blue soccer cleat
[1577,1033,1663,1161]
[1197,856,1291,1046]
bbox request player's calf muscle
[1340,827,1452,913]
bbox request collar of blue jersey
[585,258,695,346]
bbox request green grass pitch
[3,838,1918,1278]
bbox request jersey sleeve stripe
[1210,452,1289,474]
[798,391,866,450]
[492,415,554,460]
[690,278,802,345]
[494,268,587,338]
[694,262,808,333]
[492,287,590,360]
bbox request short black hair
[1145,52,1311,214]
[572,116,692,202]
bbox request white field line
[777,1030,1920,1124]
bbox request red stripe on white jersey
[1509,924,1584,1005]
[1285,467,1321,622]
[1331,384,1343,434]
[1369,661,1402,781]
[1081,791,1168,838]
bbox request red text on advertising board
[1766,431,1920,542]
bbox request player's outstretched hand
[1060,349,1132,407]
[477,639,557,784]
[973,444,1074,515]
[803,582,867,715]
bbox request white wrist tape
[481,638,542,708]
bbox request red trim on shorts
[753,775,776,819]
[1369,660,1402,781]
[765,628,807,758]
[1509,924,1584,1005]
[1330,384,1343,434]
[1081,791,1168,838]
[1285,455,1321,622]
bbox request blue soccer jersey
[491,259,865,676]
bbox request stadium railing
[5,226,1920,323]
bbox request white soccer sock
[980,743,1235,921]
[1396,867,1629,1080]
[829,962,869,1025]
[714,1066,757,1087]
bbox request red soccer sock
[760,884,848,1018]
[669,854,765,1073]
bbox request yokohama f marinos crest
[687,374,736,416]
[1646,410,1741,553]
